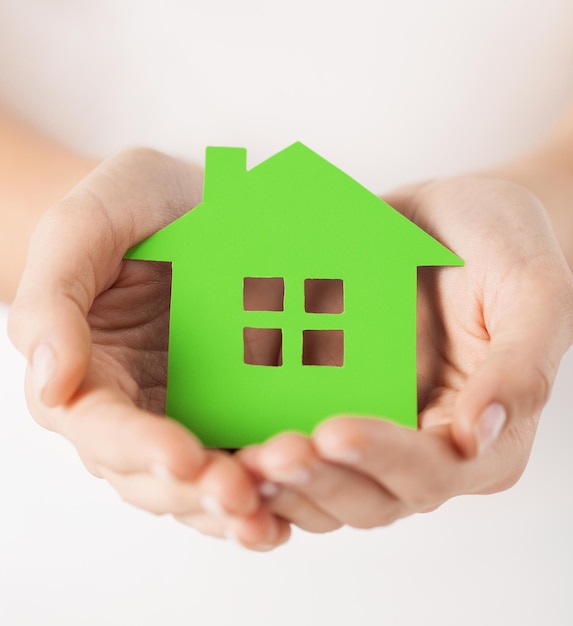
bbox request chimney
[202,146,247,204]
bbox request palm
[386,175,566,455]
[87,259,172,414]
[415,263,488,429]
[236,176,573,537]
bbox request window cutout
[244,277,284,311]
[304,279,344,313]
[302,330,344,366]
[244,327,283,366]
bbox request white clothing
[1,2,573,625]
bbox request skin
[239,176,573,531]
[0,108,97,301]
[2,102,573,549]
[5,141,290,550]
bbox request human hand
[8,148,289,550]
[237,176,573,533]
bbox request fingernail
[259,481,280,498]
[200,494,229,518]
[254,544,276,552]
[268,467,311,485]
[32,343,56,401]
[149,463,178,483]
[475,403,507,455]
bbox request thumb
[452,278,573,458]
[8,148,202,407]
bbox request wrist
[0,151,97,302]
[485,142,573,271]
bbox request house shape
[125,143,463,448]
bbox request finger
[196,451,261,518]
[313,417,480,509]
[100,468,204,517]
[240,447,343,533]
[227,508,292,552]
[26,367,209,479]
[258,486,343,534]
[452,268,573,457]
[173,513,228,539]
[8,148,202,406]
[241,434,408,529]
[175,507,291,552]
[100,449,259,519]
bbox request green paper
[125,143,463,447]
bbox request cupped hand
[238,176,573,533]
[8,148,289,550]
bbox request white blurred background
[1,1,573,624]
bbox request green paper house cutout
[125,143,463,448]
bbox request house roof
[125,142,463,270]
